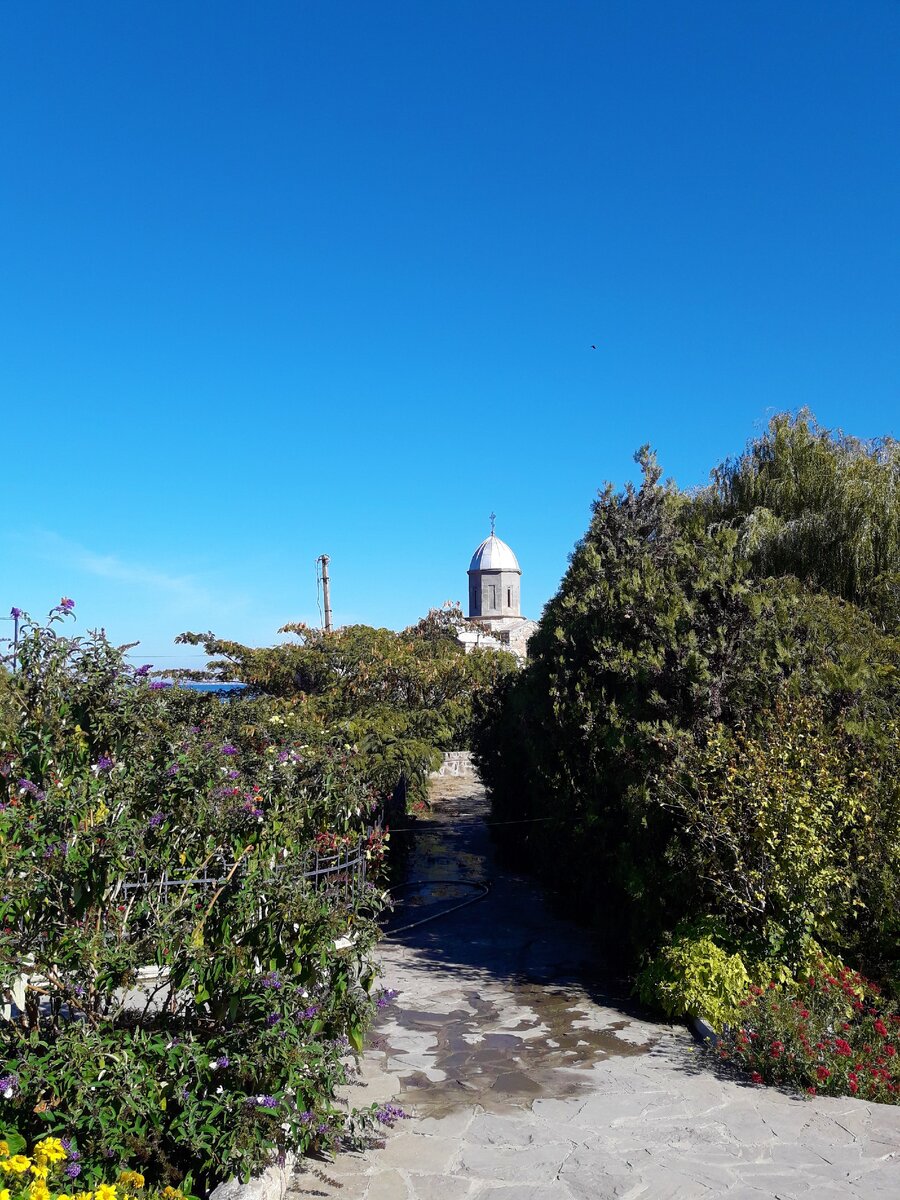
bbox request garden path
[290,775,900,1200]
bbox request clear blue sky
[1,1,897,667]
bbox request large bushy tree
[474,415,900,1001]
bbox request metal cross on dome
[490,511,496,535]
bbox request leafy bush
[716,963,900,1102]
[0,1132,171,1200]
[0,606,393,1192]
[636,921,756,1030]
[704,410,900,624]
[474,413,900,1041]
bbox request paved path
[291,776,900,1199]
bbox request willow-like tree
[703,411,900,626]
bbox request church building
[457,523,538,661]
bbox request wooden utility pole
[318,554,333,633]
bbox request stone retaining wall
[430,750,476,778]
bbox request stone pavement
[290,777,900,1199]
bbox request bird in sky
[590,344,597,350]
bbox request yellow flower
[0,1187,10,1200]
[2,1156,32,1175]
[30,1165,49,1181]
[29,1180,50,1200]
[0,1143,9,1159]
[118,1172,144,1190]
[33,1140,66,1166]
[57,1194,77,1200]
[95,1185,117,1200]
[161,1188,185,1200]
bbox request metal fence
[120,836,373,907]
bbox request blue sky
[1,1,898,668]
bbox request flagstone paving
[289,776,900,1199]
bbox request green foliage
[703,410,900,626]
[175,603,515,803]
[0,607,393,1191]
[716,963,900,1102]
[636,921,754,1030]
[474,413,900,1034]
[659,695,900,971]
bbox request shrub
[717,963,900,1102]
[0,607,391,1192]
[474,413,900,1032]
[636,921,754,1030]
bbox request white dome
[468,534,521,573]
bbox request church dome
[468,534,521,574]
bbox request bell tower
[467,516,522,621]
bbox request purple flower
[188,725,201,734]
[248,1095,277,1109]
[96,756,114,772]
[226,770,239,780]
[165,764,180,777]
[375,1103,408,1127]
[216,1055,230,1069]
[266,1013,281,1026]
[134,664,152,677]
[149,681,170,690]
[65,1163,82,1179]
[298,1111,314,1124]
[9,607,21,619]
[60,597,75,610]
[298,1004,320,1021]
[375,989,399,1009]
[277,750,289,763]
[260,971,282,990]
[221,744,238,756]
[148,812,164,828]
[18,779,46,801]
[0,1073,20,1098]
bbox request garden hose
[382,878,491,935]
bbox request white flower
[209,1059,219,1070]
[216,1086,224,1095]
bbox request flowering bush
[716,963,900,1102]
[0,608,399,1191]
[0,1133,181,1200]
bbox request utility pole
[318,554,333,633]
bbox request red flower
[751,1072,763,1084]
[807,1086,817,1095]
[833,1038,852,1057]
[816,1066,831,1081]
[848,1075,859,1094]
[874,1019,889,1038]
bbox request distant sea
[181,682,247,695]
